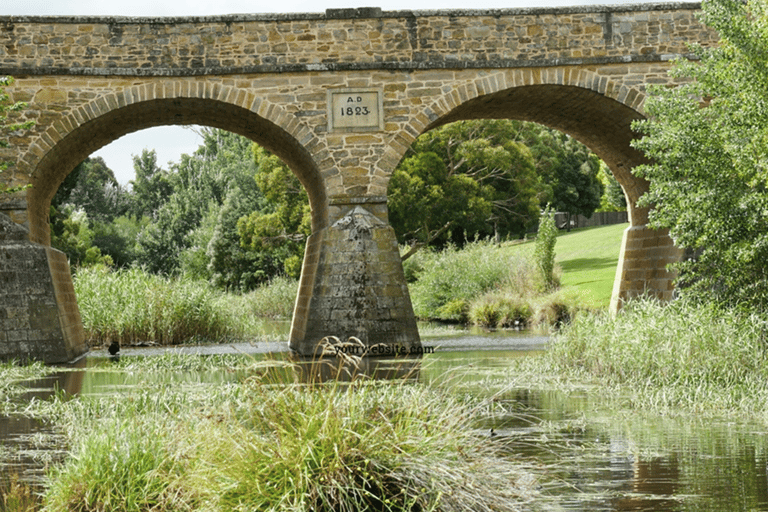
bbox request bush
[408,240,511,321]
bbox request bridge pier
[289,197,421,357]
[610,223,684,311]
[0,213,87,363]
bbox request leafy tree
[237,146,311,279]
[597,162,627,212]
[54,156,130,223]
[389,120,544,257]
[514,125,604,228]
[50,206,113,268]
[135,129,262,276]
[1,76,34,194]
[129,149,173,219]
[632,0,768,307]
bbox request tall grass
[40,357,536,512]
[540,298,768,415]
[74,268,298,346]
[74,267,233,346]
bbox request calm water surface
[2,329,767,511]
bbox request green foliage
[128,149,173,220]
[408,239,516,321]
[40,360,532,512]
[50,206,113,268]
[53,156,130,223]
[390,120,543,248]
[74,267,234,346]
[512,123,604,221]
[469,294,533,328]
[631,0,768,308]
[237,146,310,280]
[0,76,34,194]
[596,162,626,212]
[533,206,558,292]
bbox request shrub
[533,205,558,292]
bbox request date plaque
[328,88,384,132]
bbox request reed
[540,298,768,416]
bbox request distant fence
[554,211,628,229]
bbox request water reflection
[1,359,85,486]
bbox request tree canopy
[632,0,768,307]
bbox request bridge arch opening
[389,80,677,312]
[421,84,648,226]
[26,96,326,247]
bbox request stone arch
[386,68,650,226]
[22,81,328,246]
[383,68,681,309]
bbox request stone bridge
[0,3,718,362]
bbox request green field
[500,222,628,309]
[553,223,628,308]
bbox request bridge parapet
[1,3,716,76]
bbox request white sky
[3,0,666,185]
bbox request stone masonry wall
[0,4,716,75]
[0,214,86,363]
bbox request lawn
[554,223,628,308]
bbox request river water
[2,328,767,511]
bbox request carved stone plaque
[328,88,383,132]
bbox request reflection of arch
[387,69,649,226]
[23,82,327,245]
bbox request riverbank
[491,298,768,422]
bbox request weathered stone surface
[0,214,87,363]
[290,205,420,356]
[0,4,712,359]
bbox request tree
[389,120,545,257]
[54,156,130,223]
[631,0,768,307]
[129,149,173,219]
[237,146,311,280]
[514,126,604,229]
[1,76,34,194]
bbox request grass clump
[39,358,535,512]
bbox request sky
[3,0,664,186]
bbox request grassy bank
[405,223,627,328]
[5,353,537,512]
[516,298,768,419]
